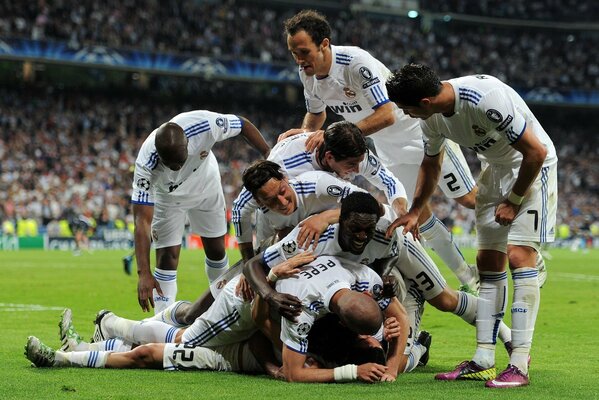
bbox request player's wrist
[267,269,279,283]
[507,190,524,205]
[333,364,358,382]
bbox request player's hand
[383,317,401,342]
[297,215,329,249]
[380,373,397,382]
[382,274,399,298]
[272,251,315,279]
[386,210,420,240]
[138,273,162,312]
[495,200,519,226]
[357,363,388,383]
[305,130,324,152]
[265,291,302,322]
[277,128,305,143]
[234,274,255,302]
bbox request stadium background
[1,0,598,252]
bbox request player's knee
[454,192,476,210]
[202,236,227,259]
[131,344,162,368]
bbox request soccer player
[385,64,558,388]
[131,110,270,314]
[232,121,407,261]
[279,10,479,292]
[245,191,512,372]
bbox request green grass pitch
[1,248,598,399]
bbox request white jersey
[233,170,365,244]
[300,45,424,165]
[131,110,243,205]
[232,133,406,243]
[422,75,557,168]
[277,255,389,354]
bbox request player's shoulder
[270,133,310,156]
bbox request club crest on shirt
[472,125,487,136]
[486,109,503,123]
[199,151,209,159]
[137,178,151,191]
[343,87,356,98]
[327,185,343,197]
[282,240,298,256]
[297,322,311,336]
[372,284,383,300]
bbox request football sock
[144,300,191,327]
[453,291,477,324]
[404,342,426,373]
[105,314,180,344]
[55,350,108,368]
[205,254,229,283]
[510,267,539,374]
[153,268,177,314]
[419,215,474,286]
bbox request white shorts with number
[182,275,256,347]
[384,140,475,204]
[163,342,261,372]
[475,162,557,252]
[151,157,227,249]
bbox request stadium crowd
[0,86,597,246]
[1,0,598,91]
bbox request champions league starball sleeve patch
[137,178,151,191]
[281,240,298,256]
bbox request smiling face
[338,212,379,255]
[254,178,297,216]
[287,30,331,77]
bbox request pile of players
[25,10,556,389]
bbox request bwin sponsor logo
[329,103,363,113]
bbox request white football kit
[131,110,243,247]
[233,169,368,245]
[276,255,389,354]
[163,341,262,373]
[232,133,406,245]
[421,75,558,250]
[299,44,475,201]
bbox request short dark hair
[283,9,331,46]
[386,63,443,107]
[242,160,285,197]
[340,192,382,220]
[320,121,367,161]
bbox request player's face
[161,145,188,171]
[255,178,297,215]
[338,212,378,255]
[396,103,434,120]
[287,30,329,77]
[326,153,364,181]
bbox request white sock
[153,268,177,314]
[419,215,473,286]
[106,314,180,344]
[55,350,108,368]
[73,338,132,352]
[473,270,508,368]
[453,291,477,324]
[403,342,426,373]
[510,267,539,374]
[144,300,190,327]
[205,254,229,283]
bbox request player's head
[242,160,297,216]
[284,10,332,76]
[338,192,382,254]
[386,63,443,119]
[319,121,367,180]
[155,122,188,171]
[333,289,383,336]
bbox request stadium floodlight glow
[407,10,419,18]
[443,14,452,22]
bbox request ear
[420,98,432,108]
[323,150,335,164]
[320,37,330,51]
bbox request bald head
[155,122,188,171]
[333,289,383,336]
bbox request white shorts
[151,179,227,249]
[476,162,557,252]
[391,233,447,301]
[182,275,256,347]
[163,342,261,373]
[383,141,475,204]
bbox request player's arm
[238,116,271,158]
[247,331,284,379]
[495,126,547,225]
[296,209,340,249]
[360,151,408,216]
[301,111,326,131]
[132,203,162,312]
[282,346,387,383]
[380,298,410,380]
[386,151,442,238]
[356,102,395,136]
[232,189,259,262]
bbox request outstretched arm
[238,116,271,158]
[133,203,162,312]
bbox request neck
[439,82,456,117]
[316,46,332,78]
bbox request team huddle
[25,10,557,389]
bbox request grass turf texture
[1,248,598,399]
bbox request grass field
[1,248,598,399]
